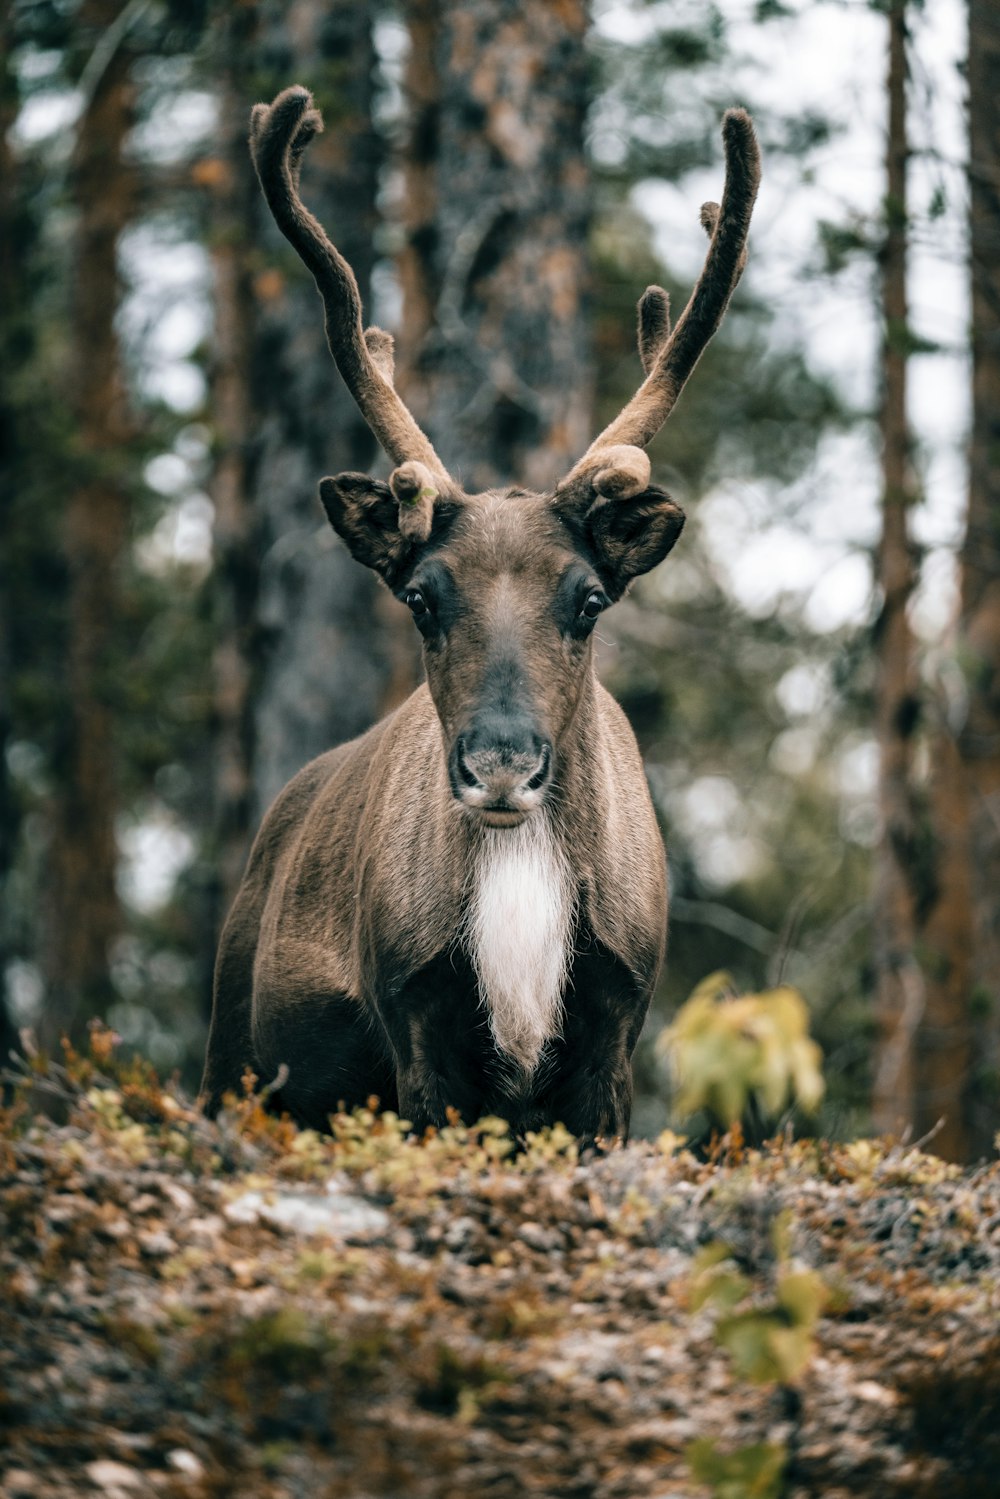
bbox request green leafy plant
[657,972,824,1131]
[686,1211,827,1497]
[691,1211,826,1386]
[688,1438,787,1499]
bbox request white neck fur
[463,817,575,1073]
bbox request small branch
[76,0,152,126]
[433,200,547,422]
[669,896,793,959]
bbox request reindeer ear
[587,486,685,598]
[319,473,413,583]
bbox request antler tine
[638,286,671,375]
[564,108,759,489]
[250,86,451,486]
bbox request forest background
[1,0,997,1160]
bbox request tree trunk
[0,12,22,1065]
[960,0,1000,1156]
[43,0,135,1045]
[205,0,396,949]
[871,0,924,1137]
[399,0,592,490]
[204,5,266,939]
[916,724,972,1158]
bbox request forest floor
[1,1034,999,1499]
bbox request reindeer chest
[462,820,576,1074]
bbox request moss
[969,985,994,1019]
[223,1307,333,1384]
[335,1323,399,1384]
[414,1342,506,1417]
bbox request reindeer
[200,86,759,1138]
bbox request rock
[519,1221,563,1252]
[4,1472,38,1496]
[83,1460,145,1491]
[160,1181,195,1215]
[185,1214,225,1245]
[223,1179,389,1238]
[165,1450,204,1477]
[136,1230,176,1258]
[129,1194,159,1216]
[855,1379,898,1407]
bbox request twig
[906,1116,947,1155]
[669,895,796,960]
[259,1062,290,1100]
[76,0,152,126]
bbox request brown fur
[638,286,671,375]
[201,88,758,1137]
[202,492,678,1135]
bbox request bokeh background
[2,0,997,1156]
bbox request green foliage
[658,972,825,1129]
[688,1438,787,1499]
[687,1212,826,1494]
[690,1210,826,1384]
[817,216,876,274]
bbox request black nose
[453,731,553,810]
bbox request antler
[249,86,453,490]
[559,108,760,503]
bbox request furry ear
[587,486,685,597]
[319,473,414,583]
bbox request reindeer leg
[534,943,651,1143]
[200,899,261,1117]
[370,950,494,1133]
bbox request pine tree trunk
[960,0,1000,1156]
[206,0,395,948]
[871,0,924,1136]
[0,13,21,1065]
[43,0,135,1045]
[916,726,972,1157]
[399,0,592,490]
[249,1,393,822]
[204,5,266,940]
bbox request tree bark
[916,723,972,1158]
[203,5,266,938]
[399,0,592,490]
[959,0,1000,1156]
[871,0,924,1137]
[0,12,22,1065]
[42,0,135,1045]
[206,0,397,948]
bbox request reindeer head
[250,87,760,827]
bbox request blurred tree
[0,10,24,1068]
[398,0,592,488]
[584,3,867,1139]
[203,0,397,944]
[870,0,924,1138]
[955,0,1000,1155]
[0,0,947,1135]
[43,0,139,1044]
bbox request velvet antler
[249,86,453,490]
[558,108,760,508]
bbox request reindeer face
[255,83,754,827]
[321,481,684,826]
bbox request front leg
[370,950,495,1133]
[536,941,652,1141]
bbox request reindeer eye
[404,589,428,618]
[581,590,606,621]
